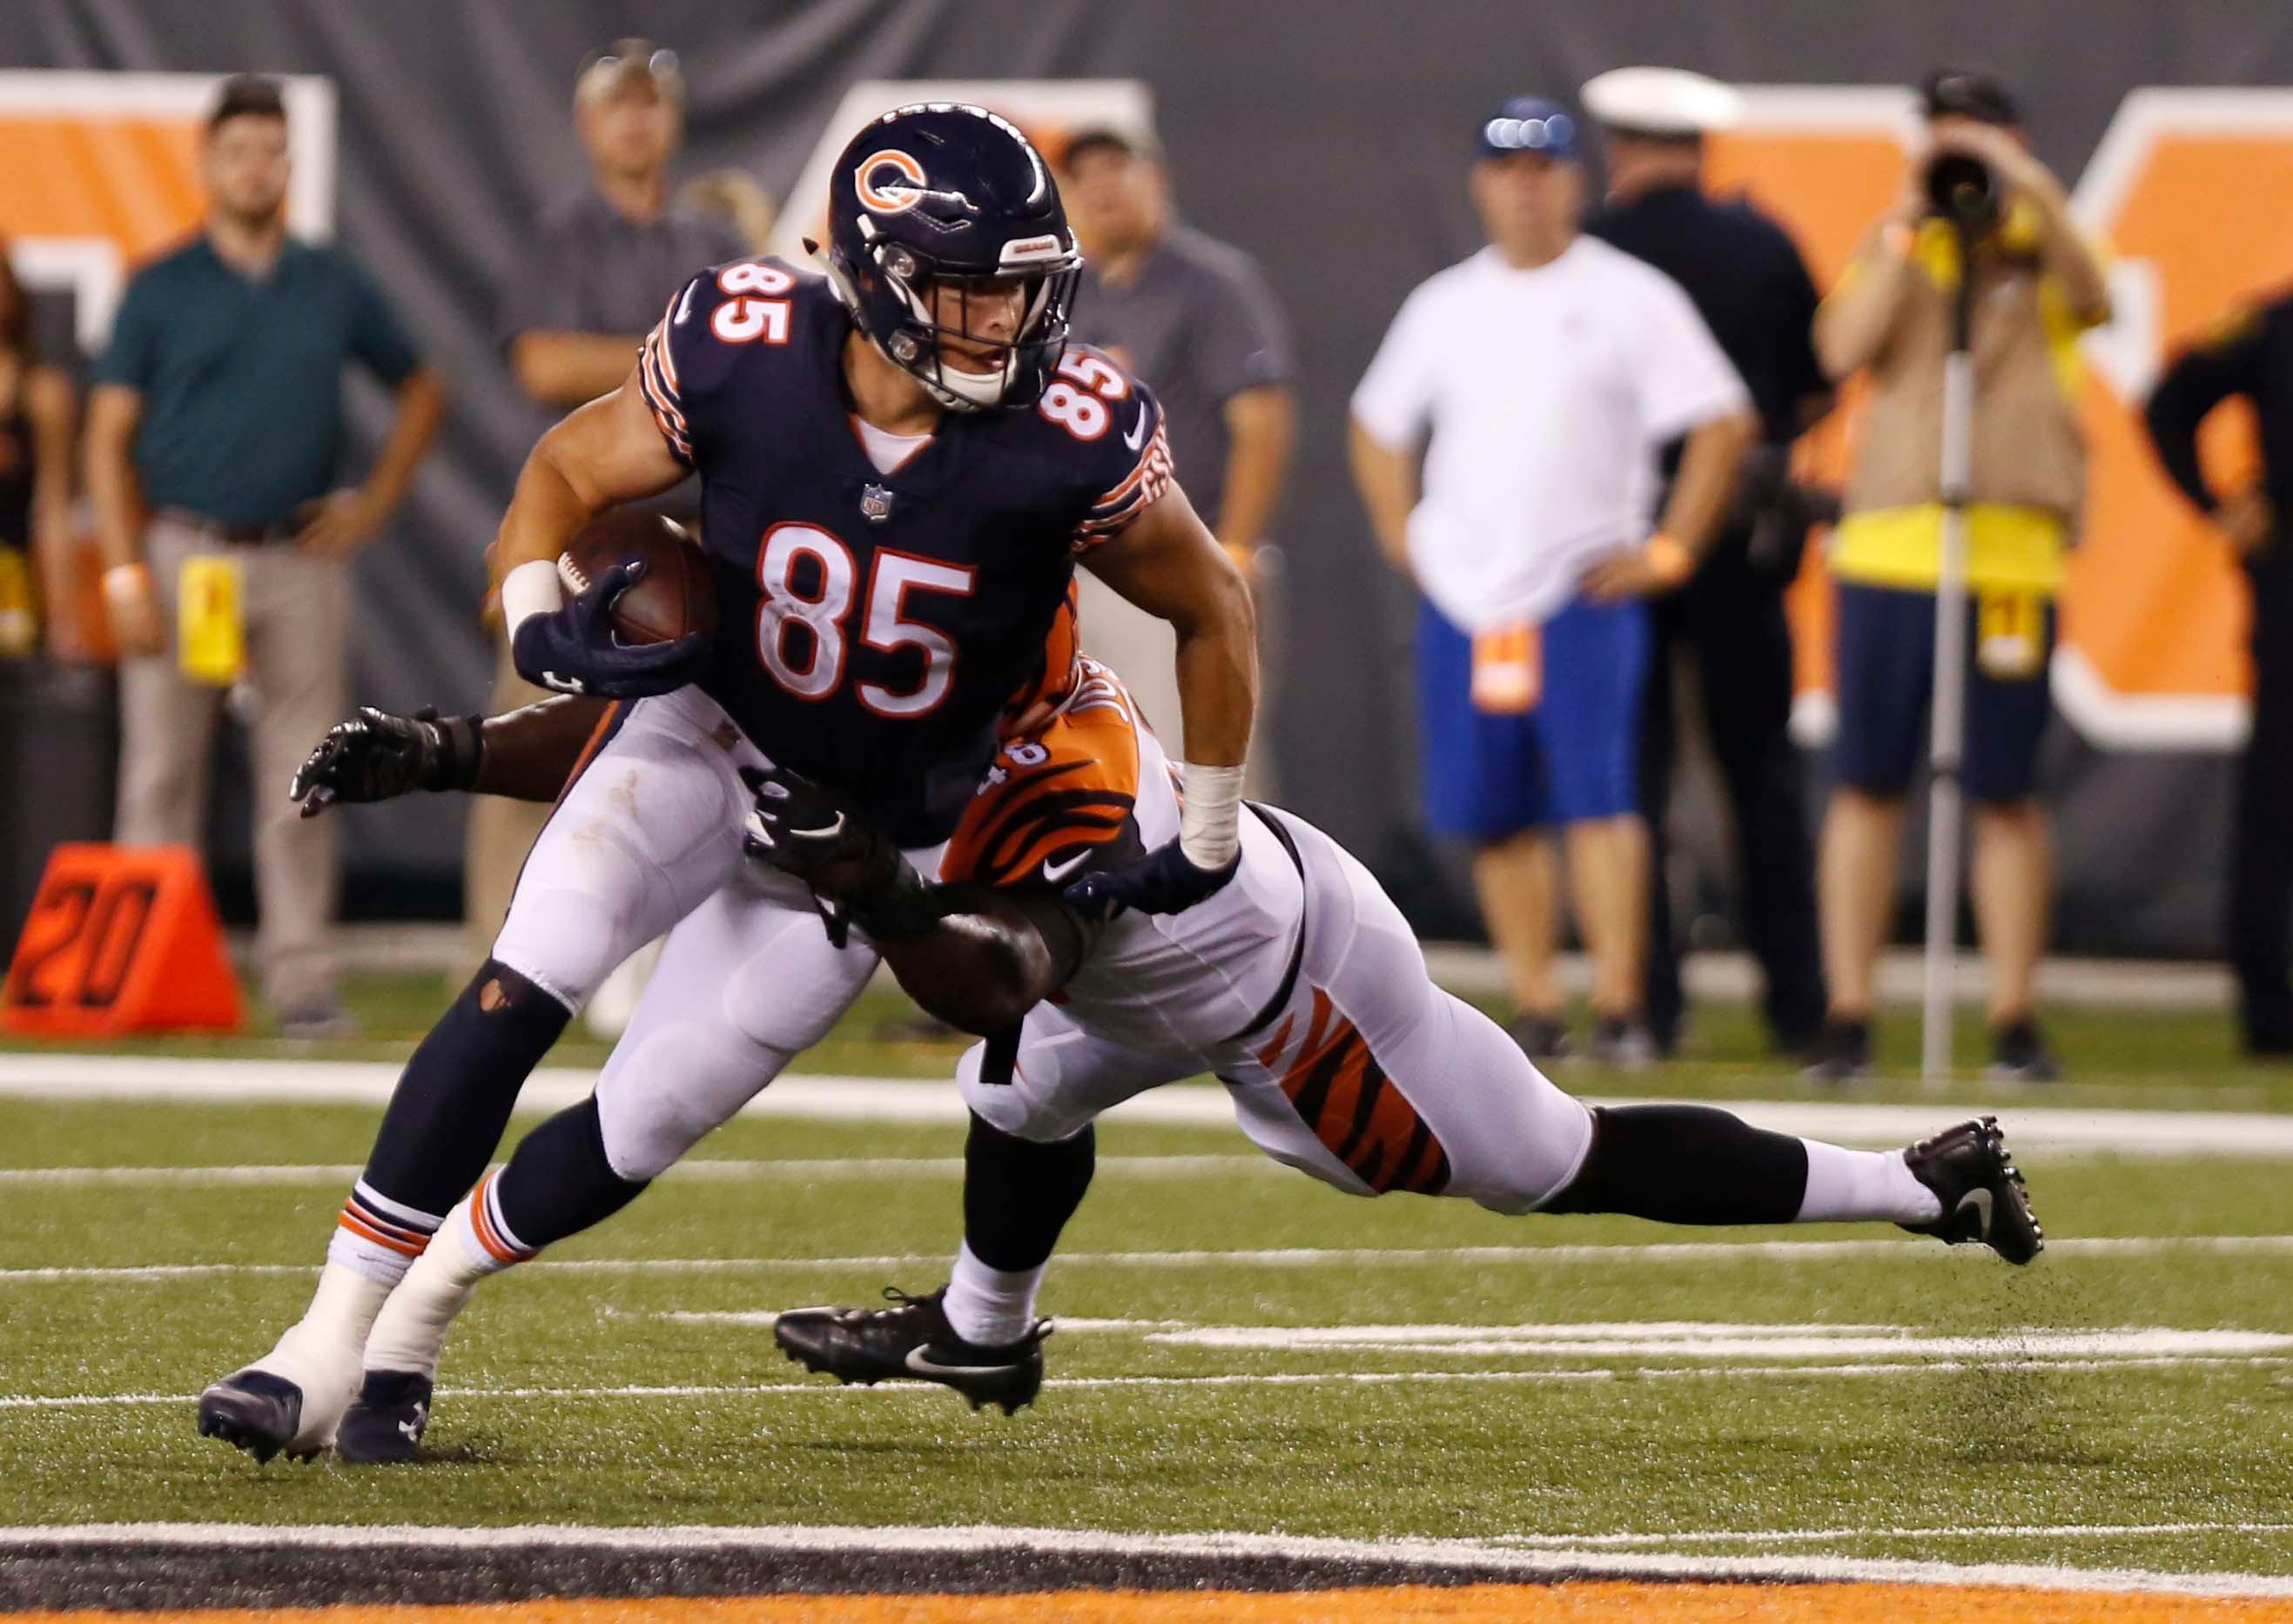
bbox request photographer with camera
[1807,69,2111,1082]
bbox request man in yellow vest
[1808,69,2111,1081]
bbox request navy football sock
[358,961,568,1219]
[493,1097,649,1250]
[963,1112,1094,1272]
[1543,1104,1809,1225]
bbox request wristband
[101,562,151,604]
[428,713,486,793]
[1179,762,1245,869]
[1644,533,1695,587]
[501,558,566,639]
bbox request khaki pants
[114,518,346,1013]
[461,638,554,976]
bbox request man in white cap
[1581,66,1835,1063]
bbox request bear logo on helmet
[854,149,928,213]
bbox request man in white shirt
[1348,97,1754,1065]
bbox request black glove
[289,707,482,819]
[740,763,945,947]
[1063,838,1238,918]
[510,557,710,699]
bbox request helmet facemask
[841,223,1080,412]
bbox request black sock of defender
[963,1112,1094,1272]
[493,1096,649,1250]
[1543,1104,1809,1225]
[359,961,569,1217]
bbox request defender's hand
[1064,838,1238,918]
[510,557,710,699]
[741,763,946,949]
[740,763,895,900]
[290,707,478,818]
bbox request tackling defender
[283,634,2040,1445]
[197,104,1257,1464]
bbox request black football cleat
[334,1370,434,1465]
[196,1369,317,1465]
[773,1287,1048,1415]
[1900,1116,2044,1265]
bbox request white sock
[263,1260,391,1380]
[245,1260,393,1450]
[940,1241,1046,1346]
[1796,1141,1943,1225]
[360,1174,533,1378]
[363,1238,484,1378]
[324,1179,445,1288]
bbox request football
[557,510,718,646]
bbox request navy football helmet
[822,103,1082,412]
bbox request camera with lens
[1924,150,2000,230]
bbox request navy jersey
[637,258,1172,844]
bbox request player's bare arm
[1080,482,1255,771]
[508,330,652,407]
[494,363,707,698]
[1345,416,1418,578]
[492,363,688,588]
[1072,485,1257,915]
[287,695,604,818]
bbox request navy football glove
[510,557,710,699]
[1063,838,1239,918]
[289,707,481,818]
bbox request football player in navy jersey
[197,104,1255,1466]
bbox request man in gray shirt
[469,39,748,970]
[1059,130,1294,782]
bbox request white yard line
[1153,1325,2293,1359]
[0,1154,1270,1188]
[4,1053,2291,1156]
[2,1520,2287,1598]
[1490,1520,2293,1548]
[12,1352,2290,1412]
[11,1232,2293,1283]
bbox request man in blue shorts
[1349,96,1753,1064]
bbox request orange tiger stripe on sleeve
[942,669,1142,888]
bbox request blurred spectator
[1057,128,1294,790]
[0,246,76,660]
[2143,292,2293,1058]
[1349,97,1753,1067]
[473,39,747,969]
[84,75,446,1035]
[1808,68,2109,1082]
[679,168,778,256]
[1581,67,1832,1060]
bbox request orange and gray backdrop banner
[3,0,2285,956]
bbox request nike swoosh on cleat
[1956,1186,1994,1238]
[904,1346,1018,1380]
[795,812,845,841]
[1123,406,1150,451]
[1041,848,1093,882]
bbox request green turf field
[10,971,2293,1108]
[5,1077,2292,1580]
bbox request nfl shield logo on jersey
[861,483,896,523]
